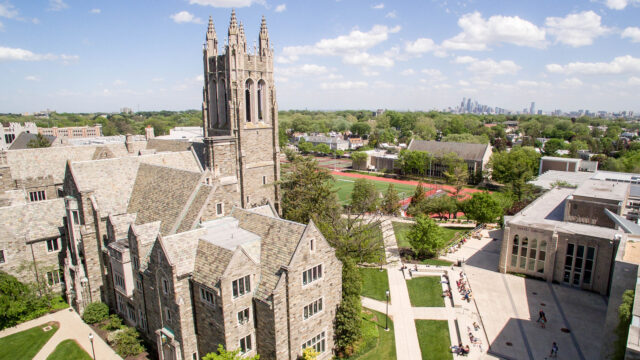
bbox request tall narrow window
[257,81,265,121]
[511,235,519,267]
[218,80,227,125]
[0,250,4,264]
[245,79,253,122]
[209,79,218,126]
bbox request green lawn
[333,175,418,204]
[421,258,454,266]
[406,276,445,307]
[350,308,396,360]
[415,320,453,360]
[392,222,468,249]
[359,268,390,301]
[47,339,92,360]
[0,323,59,360]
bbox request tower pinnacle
[228,9,238,35]
[259,15,270,55]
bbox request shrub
[101,314,123,331]
[109,326,145,357]
[82,302,109,324]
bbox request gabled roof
[8,133,57,150]
[407,139,490,162]
[161,227,206,277]
[193,239,234,286]
[0,198,66,241]
[146,139,195,153]
[231,207,306,301]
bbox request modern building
[539,156,598,175]
[301,135,349,151]
[406,139,493,183]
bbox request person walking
[549,342,558,358]
[537,309,547,328]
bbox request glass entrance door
[563,243,596,287]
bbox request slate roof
[69,151,202,216]
[146,139,195,153]
[7,144,129,184]
[231,207,306,301]
[8,132,57,150]
[0,198,66,242]
[407,139,491,162]
[161,227,206,276]
[130,221,161,272]
[127,163,204,235]
[176,185,213,234]
[108,213,137,238]
[247,204,278,218]
[193,239,234,286]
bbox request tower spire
[228,9,238,35]
[206,16,218,55]
[259,15,270,56]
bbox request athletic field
[332,174,421,204]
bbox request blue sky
[1,0,640,113]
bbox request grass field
[0,323,59,360]
[359,268,390,301]
[406,276,445,307]
[47,339,92,360]
[332,174,418,204]
[392,222,468,249]
[415,320,453,360]
[350,308,396,360]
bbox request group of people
[456,271,473,302]
[441,274,453,299]
[450,343,470,356]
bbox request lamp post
[385,290,390,331]
[88,333,96,359]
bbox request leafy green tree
[381,184,401,216]
[398,150,431,176]
[334,259,362,357]
[314,143,331,155]
[543,138,565,156]
[410,194,456,220]
[27,133,51,148]
[442,152,469,196]
[83,302,109,324]
[351,151,368,169]
[408,216,445,258]
[110,326,145,357]
[410,182,426,207]
[462,192,503,224]
[202,344,260,360]
[490,147,540,200]
[350,178,379,213]
[297,140,313,154]
[350,122,371,136]
[281,156,339,225]
[613,290,635,360]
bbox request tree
[82,302,109,324]
[350,178,379,213]
[334,259,362,357]
[410,194,456,220]
[351,151,368,170]
[314,143,331,155]
[281,156,340,225]
[301,347,318,360]
[27,134,51,148]
[462,192,503,224]
[381,184,400,216]
[203,344,260,360]
[350,122,371,137]
[543,138,565,156]
[612,290,635,360]
[408,216,446,258]
[411,182,426,207]
[442,152,469,196]
[489,147,540,200]
[297,140,313,154]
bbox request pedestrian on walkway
[549,342,558,358]
[537,309,547,328]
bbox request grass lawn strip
[0,322,59,360]
[350,308,396,360]
[392,221,467,251]
[359,268,390,301]
[415,320,453,360]
[333,174,418,204]
[421,258,454,266]
[406,276,445,307]
[46,339,92,360]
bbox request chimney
[145,126,155,141]
[125,134,134,154]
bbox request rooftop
[541,156,581,163]
[529,170,593,190]
[407,139,490,162]
[573,179,629,202]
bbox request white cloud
[385,11,397,18]
[362,68,380,76]
[113,79,126,86]
[454,55,476,64]
[546,55,640,75]
[516,80,551,88]
[281,25,400,66]
[629,76,640,85]
[372,3,384,9]
[405,38,435,54]
[622,27,640,42]
[545,11,609,47]
[400,68,415,76]
[442,12,546,51]
[560,77,583,87]
[48,0,68,11]
[605,0,640,10]
[0,46,78,62]
[25,75,39,81]
[170,11,203,24]
[89,8,101,14]
[458,80,470,86]
[320,81,368,90]
[459,57,521,76]
[275,4,286,12]
[277,64,329,77]
[188,0,265,7]
[0,2,18,18]
[421,68,446,81]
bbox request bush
[109,326,145,357]
[101,314,123,331]
[613,290,635,359]
[82,302,109,324]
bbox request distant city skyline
[2,0,640,113]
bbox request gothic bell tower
[201,11,281,212]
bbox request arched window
[520,237,528,269]
[245,79,253,122]
[511,235,519,267]
[209,79,217,127]
[257,80,266,121]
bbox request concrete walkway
[0,308,121,360]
